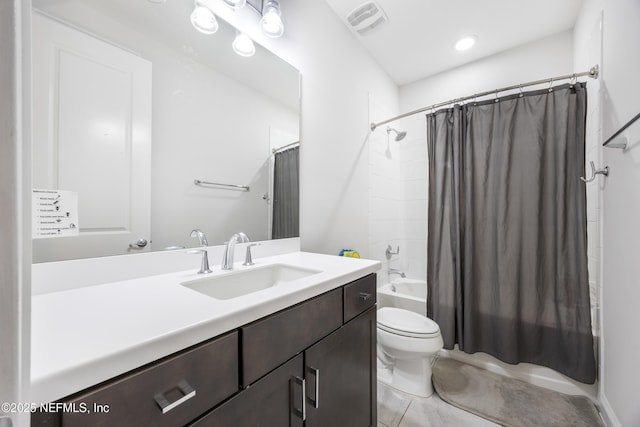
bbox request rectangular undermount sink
[181,264,323,300]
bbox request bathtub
[377,278,427,316]
[378,280,595,398]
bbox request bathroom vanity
[30,251,378,426]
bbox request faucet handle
[385,245,400,259]
[243,243,260,266]
[185,249,212,274]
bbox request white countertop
[31,251,380,403]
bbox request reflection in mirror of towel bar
[194,179,250,191]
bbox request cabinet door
[304,307,376,427]
[192,354,304,427]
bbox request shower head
[386,126,407,141]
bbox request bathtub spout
[388,268,406,278]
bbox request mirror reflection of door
[32,13,152,262]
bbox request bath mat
[431,357,605,427]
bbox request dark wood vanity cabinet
[304,307,376,427]
[33,273,377,427]
[195,273,377,427]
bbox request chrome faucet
[190,229,209,247]
[388,268,406,278]
[221,232,249,270]
[185,249,212,274]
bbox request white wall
[209,0,399,257]
[575,1,640,426]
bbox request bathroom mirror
[31,0,300,263]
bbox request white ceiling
[323,0,583,86]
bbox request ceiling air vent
[346,1,388,35]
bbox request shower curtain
[426,83,596,383]
[272,146,299,239]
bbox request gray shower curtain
[426,83,596,383]
[272,146,299,239]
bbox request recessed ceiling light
[455,36,477,51]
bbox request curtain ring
[494,90,500,103]
[518,84,524,98]
[548,78,554,92]
[570,73,577,88]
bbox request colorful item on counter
[339,249,360,258]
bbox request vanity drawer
[241,288,342,387]
[343,274,376,323]
[62,331,239,427]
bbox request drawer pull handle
[359,292,372,301]
[290,375,306,421]
[154,380,196,414]
[307,366,320,408]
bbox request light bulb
[260,1,284,38]
[223,0,246,9]
[190,5,219,35]
[232,32,255,57]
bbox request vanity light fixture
[223,0,247,10]
[232,31,256,57]
[190,1,219,35]
[260,0,284,38]
[454,35,477,51]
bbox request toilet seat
[377,307,440,338]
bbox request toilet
[377,307,443,397]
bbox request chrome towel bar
[194,179,250,191]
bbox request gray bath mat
[432,357,605,427]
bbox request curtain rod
[370,65,600,131]
[272,141,299,154]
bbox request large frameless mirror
[31,0,300,262]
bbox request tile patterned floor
[377,381,500,427]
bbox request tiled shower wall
[368,97,428,287]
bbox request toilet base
[376,356,435,398]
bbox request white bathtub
[377,278,427,316]
[378,280,596,398]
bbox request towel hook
[580,161,609,183]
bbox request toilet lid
[377,307,440,337]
